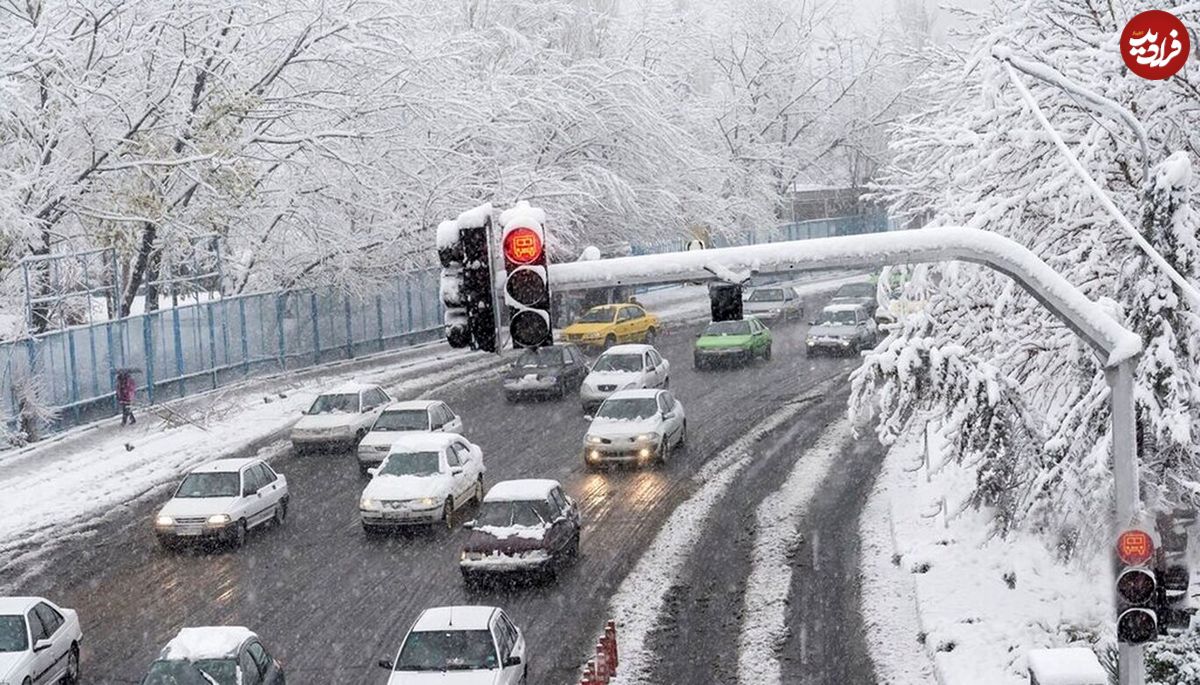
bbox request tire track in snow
[737,417,852,684]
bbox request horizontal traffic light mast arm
[547,226,1141,366]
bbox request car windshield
[819,309,858,325]
[396,630,498,671]
[748,289,784,302]
[476,499,554,527]
[0,615,27,652]
[704,320,751,336]
[380,451,441,477]
[577,308,616,323]
[373,410,428,431]
[516,348,563,368]
[835,283,874,298]
[142,659,238,685]
[175,472,240,498]
[596,397,659,420]
[592,354,642,373]
[307,393,360,414]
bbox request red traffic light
[1117,529,1155,566]
[504,227,543,265]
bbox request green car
[693,318,773,370]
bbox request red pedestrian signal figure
[504,228,543,265]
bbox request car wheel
[504,392,516,404]
[474,477,485,504]
[603,334,616,349]
[662,376,670,389]
[22,678,31,685]
[658,439,671,466]
[645,328,656,344]
[555,380,566,399]
[679,421,688,449]
[763,344,772,361]
[230,520,247,548]
[64,643,80,684]
[568,530,581,559]
[273,498,289,526]
[442,498,454,530]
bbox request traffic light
[437,208,498,352]
[1155,511,1194,635]
[499,202,552,348]
[1115,528,1158,644]
[709,282,743,322]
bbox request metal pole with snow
[547,225,1145,680]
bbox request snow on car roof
[190,458,259,474]
[162,626,256,660]
[822,303,866,313]
[385,431,460,452]
[604,344,654,354]
[412,605,497,632]
[484,479,560,502]
[383,400,438,411]
[607,389,662,400]
[0,596,42,613]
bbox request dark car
[502,344,589,401]
[141,627,285,685]
[460,479,581,586]
[830,281,877,309]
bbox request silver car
[806,303,878,355]
[744,286,803,322]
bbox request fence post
[405,278,414,333]
[344,294,354,359]
[142,314,156,405]
[87,325,99,398]
[66,330,80,423]
[206,301,218,389]
[275,293,288,371]
[171,306,185,397]
[239,297,250,375]
[310,292,322,364]
[105,321,117,410]
[375,294,385,352]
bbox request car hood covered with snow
[583,370,643,389]
[159,496,240,518]
[294,412,360,430]
[362,474,453,501]
[359,429,421,449]
[587,416,662,439]
[387,669,499,685]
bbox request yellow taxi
[562,303,661,350]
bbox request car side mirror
[583,414,593,421]
[503,655,522,667]
[33,638,53,653]
[242,487,255,497]
[808,320,817,326]
[367,467,379,477]
[451,467,463,475]
[553,515,568,525]
[378,658,394,670]
[662,411,675,420]
[464,519,476,529]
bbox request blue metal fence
[2,213,889,439]
[0,267,443,436]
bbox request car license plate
[176,527,203,536]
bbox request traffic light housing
[1115,528,1159,644]
[709,282,743,322]
[437,207,498,352]
[1155,511,1194,635]
[499,202,552,348]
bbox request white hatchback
[579,344,670,413]
[379,606,526,685]
[155,458,290,548]
[359,433,485,532]
[584,389,686,468]
[0,596,83,685]
[290,382,391,451]
[356,400,463,473]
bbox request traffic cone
[581,660,598,685]
[605,620,619,673]
[595,641,610,681]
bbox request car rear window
[142,659,238,685]
[477,499,554,527]
[748,289,784,302]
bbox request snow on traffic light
[437,204,499,352]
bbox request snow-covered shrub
[1146,630,1200,684]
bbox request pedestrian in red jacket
[116,371,137,426]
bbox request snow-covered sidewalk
[860,423,1110,684]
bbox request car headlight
[542,375,558,383]
[636,432,661,443]
[412,497,436,508]
[155,515,174,527]
[360,498,380,510]
[207,514,231,525]
[586,435,604,444]
[840,340,851,346]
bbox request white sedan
[0,596,82,685]
[584,389,686,468]
[290,382,391,451]
[356,400,463,473]
[155,458,290,548]
[359,433,485,533]
[378,606,526,685]
[579,344,670,413]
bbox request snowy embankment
[737,417,852,685]
[860,423,1110,684]
[604,375,844,685]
